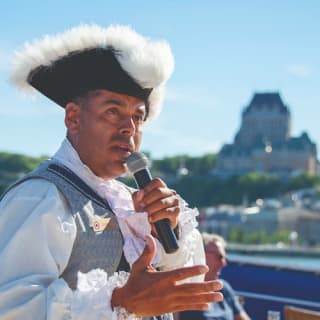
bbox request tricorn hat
[10,24,174,122]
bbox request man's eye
[107,108,118,115]
[133,114,144,122]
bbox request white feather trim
[146,86,166,121]
[10,24,174,121]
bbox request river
[228,252,320,271]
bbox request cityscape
[199,92,320,247]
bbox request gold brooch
[91,216,112,233]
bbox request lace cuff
[108,272,140,320]
[73,269,140,320]
[154,197,203,272]
[175,197,200,262]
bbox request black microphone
[126,152,179,254]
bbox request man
[0,25,223,319]
[179,233,250,320]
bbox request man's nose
[222,257,228,267]
[120,116,136,135]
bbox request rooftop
[243,92,289,115]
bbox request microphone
[126,152,179,254]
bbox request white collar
[52,138,114,194]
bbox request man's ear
[65,102,81,134]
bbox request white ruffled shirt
[0,138,205,320]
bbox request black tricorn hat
[10,24,174,122]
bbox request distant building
[215,92,318,177]
[199,203,320,245]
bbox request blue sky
[0,1,319,159]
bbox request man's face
[205,241,227,281]
[66,89,146,179]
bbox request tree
[0,152,47,195]
[284,173,320,192]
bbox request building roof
[243,92,289,115]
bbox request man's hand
[111,235,223,317]
[132,178,180,235]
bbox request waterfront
[228,252,320,271]
[222,249,320,319]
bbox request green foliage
[229,229,245,243]
[169,172,282,207]
[152,154,217,175]
[1,150,320,209]
[0,152,47,172]
[242,230,269,244]
[284,173,320,192]
[169,170,320,208]
[237,173,281,202]
[227,228,292,245]
[0,152,47,195]
[172,176,216,207]
[269,230,292,244]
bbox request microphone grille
[126,152,150,173]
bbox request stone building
[215,92,318,177]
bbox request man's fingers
[174,291,224,305]
[132,190,144,203]
[165,291,224,314]
[173,280,223,296]
[142,178,166,193]
[171,303,211,312]
[158,264,209,283]
[131,235,156,273]
[170,301,224,313]
[146,196,179,214]
[132,190,145,212]
[148,206,180,224]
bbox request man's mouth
[116,144,134,155]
